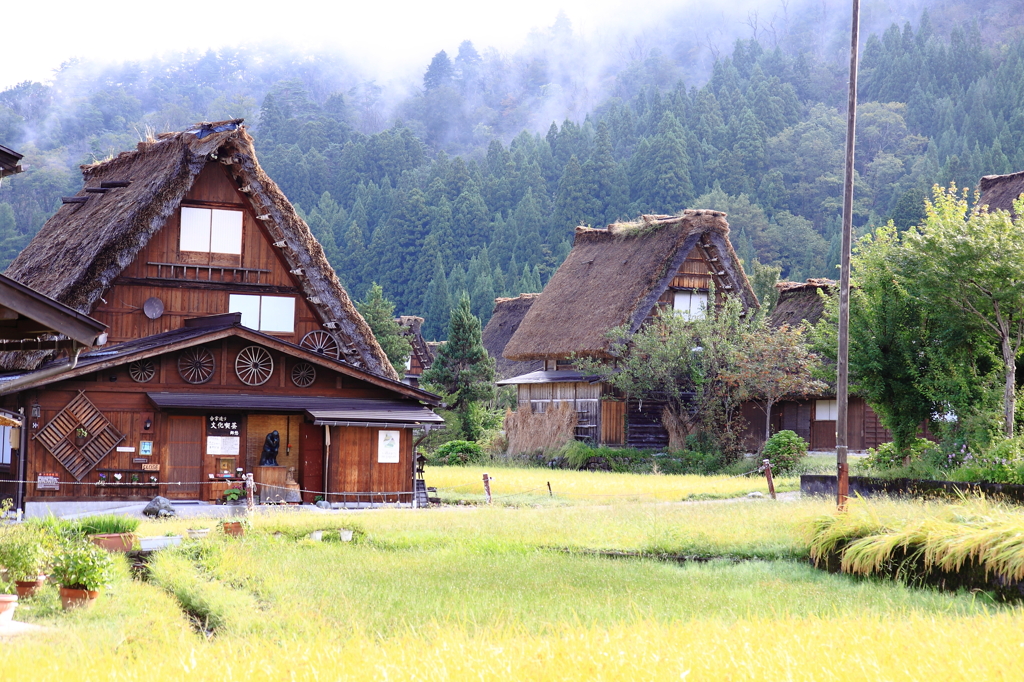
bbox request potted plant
[50,540,114,610]
[74,427,88,447]
[80,514,140,552]
[0,593,16,623]
[0,527,51,598]
[220,519,245,537]
[223,488,244,504]
[186,525,211,539]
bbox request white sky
[1,0,689,90]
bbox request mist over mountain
[1,0,1022,339]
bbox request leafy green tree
[749,260,781,315]
[421,293,496,441]
[902,186,1024,437]
[724,324,825,444]
[356,284,412,375]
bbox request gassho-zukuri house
[0,120,442,514]
[495,211,759,450]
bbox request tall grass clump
[75,514,141,535]
[505,403,577,456]
[808,497,1024,596]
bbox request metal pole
[837,0,861,512]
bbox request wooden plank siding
[516,382,601,443]
[325,426,413,505]
[9,335,413,502]
[90,164,323,346]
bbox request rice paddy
[3,469,1024,681]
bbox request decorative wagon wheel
[235,346,275,386]
[300,330,340,359]
[128,359,156,383]
[291,361,316,388]
[177,347,216,384]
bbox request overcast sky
[2,0,693,90]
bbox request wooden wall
[10,336,408,502]
[90,164,322,346]
[325,426,413,503]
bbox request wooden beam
[112,277,300,295]
[0,275,107,346]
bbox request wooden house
[740,278,893,452]
[0,272,108,506]
[394,316,434,387]
[0,121,442,510]
[979,170,1024,215]
[0,144,23,179]
[481,294,543,382]
[497,212,758,449]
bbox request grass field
[3,467,1023,681]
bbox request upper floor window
[229,294,295,333]
[180,207,243,255]
[673,290,708,319]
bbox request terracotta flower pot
[15,577,46,598]
[221,521,244,537]
[59,587,99,610]
[0,594,17,622]
[89,533,137,552]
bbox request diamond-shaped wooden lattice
[33,391,125,480]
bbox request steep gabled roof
[769,278,834,329]
[481,293,543,380]
[503,211,758,361]
[3,120,395,378]
[979,170,1024,216]
[395,316,434,373]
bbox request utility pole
[837,0,861,511]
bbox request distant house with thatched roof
[481,293,543,382]
[394,316,434,387]
[0,120,442,513]
[498,211,758,449]
[979,170,1024,215]
[747,278,893,452]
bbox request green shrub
[0,526,53,581]
[76,514,141,535]
[50,540,116,590]
[558,440,595,469]
[864,438,935,470]
[947,435,1024,484]
[761,431,807,475]
[433,440,486,466]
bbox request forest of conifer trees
[2,8,1024,339]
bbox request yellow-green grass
[139,498,831,560]
[425,464,796,504]
[810,496,1024,581]
[3,531,1018,681]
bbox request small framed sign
[116,446,136,453]
[142,463,160,472]
[377,430,400,464]
[37,472,60,491]
[139,441,154,456]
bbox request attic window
[673,290,708,319]
[180,207,243,255]
[229,294,295,333]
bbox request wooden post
[245,473,255,512]
[837,0,861,512]
[482,473,492,504]
[762,459,776,500]
[547,481,553,498]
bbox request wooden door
[299,422,324,503]
[810,421,837,451]
[166,416,204,498]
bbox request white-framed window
[816,400,838,421]
[180,207,243,255]
[228,294,295,333]
[673,290,708,319]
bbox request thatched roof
[503,211,758,361]
[395,315,433,373]
[979,170,1024,216]
[482,293,544,380]
[2,120,395,378]
[769,278,834,328]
